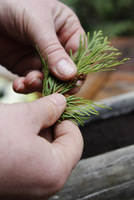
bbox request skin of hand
[0,1,84,199]
[0,0,85,94]
[0,93,83,200]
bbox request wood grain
[50,145,134,200]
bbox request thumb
[29,93,66,131]
[33,31,77,81]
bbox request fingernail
[16,83,23,91]
[28,78,42,85]
[46,93,66,107]
[56,59,76,76]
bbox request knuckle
[45,42,64,58]
[29,99,58,127]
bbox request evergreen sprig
[59,95,107,125]
[70,31,127,75]
[36,30,129,126]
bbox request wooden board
[50,145,134,200]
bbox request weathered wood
[84,91,134,123]
[50,145,134,200]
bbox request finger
[28,93,66,132]
[25,70,43,91]
[54,2,85,55]
[31,3,84,81]
[13,77,30,94]
[57,11,85,55]
[35,120,83,195]
[52,120,83,175]
[68,80,84,95]
[29,120,83,198]
[13,70,43,94]
[29,8,77,81]
[34,32,77,81]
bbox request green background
[60,0,134,38]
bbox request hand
[0,0,85,94]
[0,93,83,200]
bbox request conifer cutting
[36,31,129,125]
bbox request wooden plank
[76,71,112,100]
[79,180,134,200]
[50,145,134,200]
[94,72,134,100]
[76,70,134,101]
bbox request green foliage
[70,31,127,75]
[59,95,107,125]
[37,31,129,126]
[60,0,134,37]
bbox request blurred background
[0,0,134,103]
[61,0,134,38]
[60,0,134,101]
